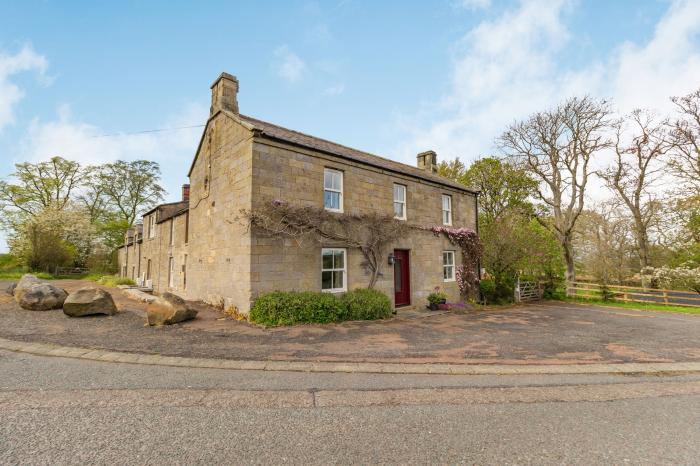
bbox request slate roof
[238,114,476,194]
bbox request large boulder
[14,274,42,301]
[63,287,118,317]
[17,283,68,311]
[146,292,197,326]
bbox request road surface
[1,349,699,465]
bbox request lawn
[566,297,700,315]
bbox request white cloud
[394,0,700,167]
[274,45,307,83]
[17,102,208,201]
[395,0,571,162]
[456,0,491,10]
[0,45,48,131]
[323,83,345,96]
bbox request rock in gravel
[13,274,42,301]
[146,292,197,326]
[6,282,17,296]
[122,288,157,304]
[17,283,68,311]
[63,287,118,317]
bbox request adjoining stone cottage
[118,72,479,314]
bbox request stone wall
[117,111,479,313]
[181,112,254,312]
[249,139,478,309]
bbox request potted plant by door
[427,288,447,311]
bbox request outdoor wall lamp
[388,253,396,266]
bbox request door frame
[393,249,411,307]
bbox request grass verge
[566,297,700,315]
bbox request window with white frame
[442,194,452,225]
[443,250,455,281]
[393,183,406,220]
[148,214,156,238]
[323,168,343,212]
[321,248,346,292]
[168,257,175,288]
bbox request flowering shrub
[426,226,483,299]
[642,265,700,293]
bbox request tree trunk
[562,236,577,296]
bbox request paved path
[1,279,699,366]
[2,350,699,465]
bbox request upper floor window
[442,194,452,225]
[393,184,406,220]
[148,215,156,238]
[443,250,456,281]
[321,248,346,292]
[324,168,343,212]
[169,219,175,246]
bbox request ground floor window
[183,254,187,289]
[443,250,455,281]
[322,248,346,292]
[168,257,175,288]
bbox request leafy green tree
[462,157,538,222]
[0,156,83,219]
[95,160,166,225]
[437,158,467,183]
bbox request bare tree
[669,88,700,193]
[599,110,671,271]
[499,96,611,291]
[574,203,636,284]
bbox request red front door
[393,249,411,306]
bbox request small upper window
[148,215,156,238]
[324,168,343,212]
[169,219,175,246]
[443,251,455,282]
[321,248,347,292]
[393,184,406,220]
[442,195,452,225]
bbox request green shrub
[479,278,515,304]
[85,274,135,287]
[339,288,392,321]
[250,291,346,326]
[250,289,393,326]
[598,283,616,302]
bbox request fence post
[663,290,669,305]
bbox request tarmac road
[1,350,699,465]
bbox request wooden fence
[54,266,89,276]
[568,282,700,308]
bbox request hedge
[250,288,392,326]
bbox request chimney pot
[182,184,190,202]
[417,150,438,173]
[210,72,239,115]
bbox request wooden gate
[515,279,543,303]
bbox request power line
[90,124,205,138]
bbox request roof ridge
[239,114,465,187]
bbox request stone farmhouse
[118,72,478,313]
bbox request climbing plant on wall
[425,226,483,299]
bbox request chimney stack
[182,184,190,202]
[416,150,438,173]
[210,72,239,116]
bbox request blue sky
[1,0,699,251]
